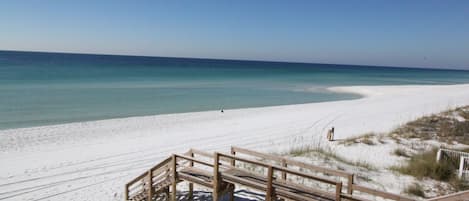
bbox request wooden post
[281,159,287,181]
[147,169,153,200]
[229,184,235,201]
[335,182,342,201]
[229,148,236,201]
[188,151,194,200]
[230,147,236,166]
[266,166,274,201]
[171,155,177,201]
[213,152,220,201]
[124,184,129,201]
[436,149,442,162]
[459,156,464,178]
[347,174,354,195]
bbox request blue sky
[1,1,468,69]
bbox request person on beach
[327,126,335,141]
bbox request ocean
[1,50,469,130]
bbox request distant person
[327,126,335,141]
[221,108,224,113]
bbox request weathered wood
[231,147,352,178]
[427,189,469,201]
[347,174,354,195]
[273,165,338,185]
[281,159,287,180]
[335,182,342,201]
[149,157,173,172]
[352,184,413,201]
[147,169,153,200]
[213,152,220,201]
[125,147,418,201]
[126,171,148,188]
[174,154,213,167]
[124,184,129,201]
[171,155,177,201]
[221,172,267,191]
[230,147,236,166]
[191,148,213,158]
[177,172,213,188]
[340,194,371,201]
[274,178,334,199]
[266,166,274,201]
[218,153,270,167]
[188,151,194,200]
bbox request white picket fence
[436,148,469,179]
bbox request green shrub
[391,149,456,181]
[405,183,425,197]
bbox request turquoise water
[1,50,469,130]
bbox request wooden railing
[437,148,469,179]
[124,156,172,201]
[231,146,355,193]
[427,189,469,201]
[215,152,344,201]
[349,184,414,201]
[125,147,416,201]
[437,149,469,165]
[231,146,414,201]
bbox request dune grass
[391,149,455,181]
[405,183,425,197]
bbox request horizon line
[1,48,468,72]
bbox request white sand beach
[1,84,469,201]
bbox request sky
[1,1,468,69]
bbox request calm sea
[1,50,469,130]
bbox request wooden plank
[188,151,194,200]
[266,166,274,201]
[218,153,270,167]
[352,184,414,201]
[230,147,236,166]
[190,148,231,163]
[191,149,214,158]
[273,165,338,185]
[426,189,469,201]
[178,172,213,188]
[281,159,287,180]
[149,157,172,172]
[171,155,177,201]
[213,152,220,201]
[151,165,170,179]
[335,182,342,201]
[221,152,338,186]
[174,154,213,167]
[124,183,129,201]
[222,173,268,191]
[274,179,334,200]
[347,174,354,195]
[275,188,329,201]
[232,146,352,178]
[223,166,334,201]
[147,169,153,200]
[232,146,282,161]
[126,171,148,188]
[340,194,371,201]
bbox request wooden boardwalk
[124,146,462,201]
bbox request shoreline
[1,84,469,200]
